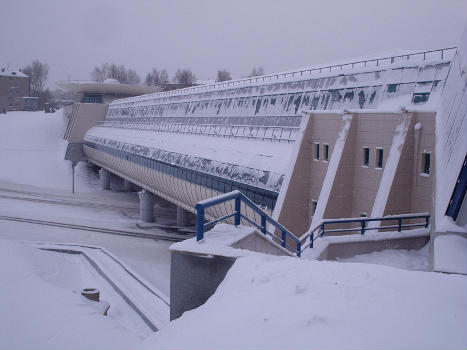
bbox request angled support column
[139,190,156,222]
[177,206,190,227]
[99,168,110,190]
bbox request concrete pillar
[138,190,155,222]
[177,206,190,227]
[99,168,110,190]
[123,179,134,192]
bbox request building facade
[0,68,29,111]
[81,48,456,237]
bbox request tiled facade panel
[276,113,343,235]
[275,111,435,237]
[347,114,400,217]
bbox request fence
[195,191,430,257]
[195,190,302,255]
[300,214,430,250]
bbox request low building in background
[0,68,30,111]
[57,79,163,163]
[22,96,38,111]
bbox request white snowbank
[0,239,145,348]
[142,254,466,349]
[437,215,467,234]
[170,224,258,257]
[434,234,467,274]
[0,110,95,191]
[338,244,430,271]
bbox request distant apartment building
[0,68,30,111]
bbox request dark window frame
[376,148,384,169]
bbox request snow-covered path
[0,204,173,296]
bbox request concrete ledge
[303,227,430,260]
[169,224,290,320]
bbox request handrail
[111,47,457,106]
[195,191,302,256]
[300,214,430,250]
[195,191,430,257]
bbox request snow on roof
[112,47,455,106]
[55,80,163,96]
[0,68,28,78]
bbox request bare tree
[145,68,169,86]
[91,63,140,84]
[173,68,196,85]
[248,66,265,77]
[159,69,169,84]
[22,60,49,96]
[37,89,52,110]
[126,69,140,84]
[216,69,231,82]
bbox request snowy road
[0,110,180,296]
[0,192,174,296]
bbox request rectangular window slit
[376,148,384,169]
[363,147,370,167]
[314,143,320,160]
[421,152,431,175]
[324,144,329,161]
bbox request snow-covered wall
[435,27,467,229]
[106,58,450,121]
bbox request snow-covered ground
[0,110,180,296]
[0,110,96,191]
[142,253,466,349]
[338,245,430,271]
[0,110,175,346]
[0,239,147,348]
[0,110,465,348]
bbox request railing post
[320,223,325,237]
[360,220,365,235]
[234,196,241,226]
[310,233,314,248]
[196,204,205,241]
[425,216,430,228]
[296,242,301,257]
[398,218,402,232]
[261,215,266,234]
[281,230,286,248]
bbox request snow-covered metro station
[65,45,466,262]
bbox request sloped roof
[0,68,28,78]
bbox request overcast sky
[1,0,465,88]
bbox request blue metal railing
[195,191,430,257]
[300,214,430,251]
[195,190,302,256]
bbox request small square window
[363,147,370,167]
[314,143,320,160]
[376,148,384,169]
[421,152,431,175]
[311,200,318,216]
[323,144,329,161]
